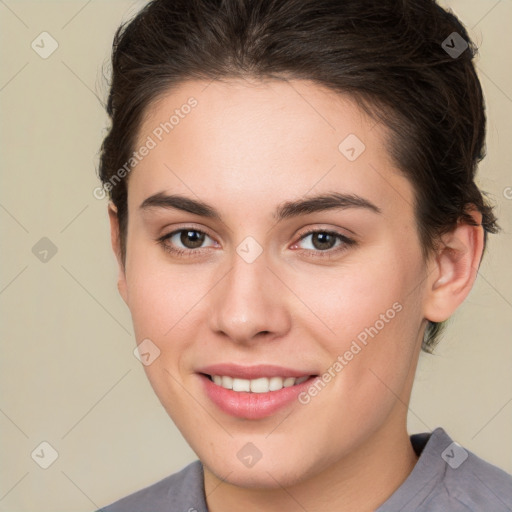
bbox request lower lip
[199,374,317,419]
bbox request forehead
[137,78,378,159]
[129,78,414,219]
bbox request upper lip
[196,363,316,379]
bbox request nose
[208,248,292,346]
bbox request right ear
[108,202,128,304]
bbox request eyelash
[157,227,356,259]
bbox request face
[113,78,430,488]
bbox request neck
[204,414,419,512]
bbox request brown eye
[157,228,217,257]
[310,232,338,251]
[179,230,206,249]
[294,229,356,258]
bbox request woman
[97,0,512,510]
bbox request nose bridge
[208,244,290,343]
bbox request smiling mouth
[202,374,315,393]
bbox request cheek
[310,245,424,398]
[302,249,411,339]
[123,248,203,416]
[123,243,198,357]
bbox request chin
[200,442,329,490]
[207,458,309,489]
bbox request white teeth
[210,375,310,392]
[232,378,250,392]
[250,377,269,393]
[221,376,233,389]
[295,376,309,385]
[283,377,295,387]
[268,376,283,391]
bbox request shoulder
[439,433,512,511]
[97,460,207,512]
[378,427,512,512]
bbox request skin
[108,78,484,512]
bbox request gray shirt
[98,427,512,511]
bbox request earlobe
[108,203,128,304]
[423,210,484,323]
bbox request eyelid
[157,226,218,252]
[157,225,356,258]
[158,222,216,239]
[291,228,356,254]
[294,225,355,242]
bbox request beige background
[0,1,511,510]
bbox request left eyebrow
[139,191,382,221]
[274,192,381,220]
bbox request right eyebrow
[140,192,220,219]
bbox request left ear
[423,207,485,323]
